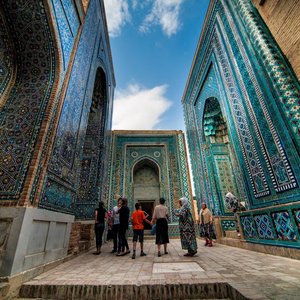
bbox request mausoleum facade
[182,0,300,254]
[0,0,115,277]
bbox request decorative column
[234,0,300,149]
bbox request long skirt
[179,219,197,252]
[202,223,214,239]
[155,218,169,245]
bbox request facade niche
[77,67,107,205]
[202,97,239,215]
[203,97,228,144]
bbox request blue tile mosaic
[271,211,297,241]
[240,216,257,238]
[0,1,57,200]
[254,214,274,239]
[182,0,300,248]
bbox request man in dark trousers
[117,197,130,256]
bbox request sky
[103,0,210,131]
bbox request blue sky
[103,0,210,130]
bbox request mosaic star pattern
[271,211,297,241]
[0,1,57,199]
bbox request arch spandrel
[0,1,61,205]
[131,157,162,184]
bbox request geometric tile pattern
[51,0,79,70]
[0,1,57,199]
[37,0,114,219]
[292,209,300,234]
[214,154,239,213]
[234,0,300,147]
[240,216,257,238]
[219,2,297,193]
[253,214,275,239]
[221,219,236,231]
[177,133,191,199]
[213,30,270,198]
[271,211,297,241]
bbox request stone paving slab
[20,239,300,299]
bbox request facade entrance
[107,130,194,237]
[139,201,154,230]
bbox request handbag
[150,223,156,235]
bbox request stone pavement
[19,239,300,299]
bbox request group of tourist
[93,196,214,257]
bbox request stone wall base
[0,207,74,278]
[68,220,95,254]
[0,252,80,299]
[217,237,300,260]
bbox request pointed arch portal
[132,158,160,229]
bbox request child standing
[131,203,151,259]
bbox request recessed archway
[202,97,238,214]
[77,67,107,204]
[132,158,160,229]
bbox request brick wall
[68,222,95,254]
[252,0,300,81]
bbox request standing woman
[175,197,197,256]
[93,201,107,255]
[198,203,213,247]
[117,197,130,256]
[151,198,169,257]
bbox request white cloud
[112,84,172,130]
[140,0,184,37]
[103,0,131,37]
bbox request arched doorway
[132,158,160,229]
[77,67,107,205]
[203,97,239,215]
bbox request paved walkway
[21,239,300,299]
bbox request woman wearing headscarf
[175,197,197,256]
[197,203,213,247]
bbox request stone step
[0,282,9,298]
[19,282,247,300]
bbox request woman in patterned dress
[175,197,198,256]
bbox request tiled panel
[240,215,257,238]
[271,211,297,241]
[51,0,80,69]
[0,9,14,96]
[253,214,274,239]
[0,1,57,199]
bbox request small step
[19,282,248,299]
[0,282,9,298]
